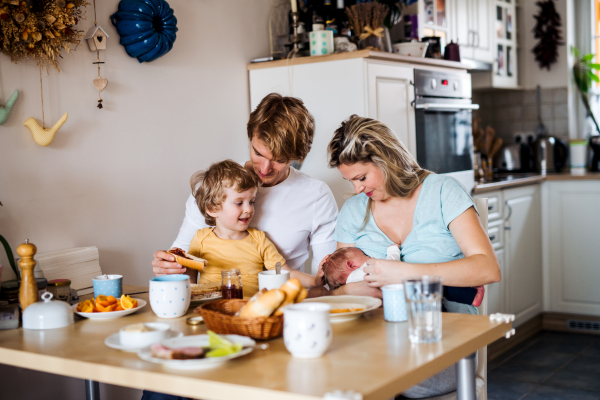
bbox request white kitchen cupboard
[544,181,600,316]
[474,184,542,327]
[471,0,519,89]
[503,185,543,327]
[487,248,505,315]
[449,0,494,63]
[249,58,422,208]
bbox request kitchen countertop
[473,171,600,194]
[247,49,470,71]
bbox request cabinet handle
[474,31,480,48]
[489,234,496,241]
[488,205,493,211]
[467,30,473,47]
[504,201,513,221]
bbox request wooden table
[0,286,512,400]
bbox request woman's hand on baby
[152,250,187,276]
[363,259,404,288]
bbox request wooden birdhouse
[84,26,109,51]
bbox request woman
[325,115,500,398]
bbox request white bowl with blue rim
[149,275,191,319]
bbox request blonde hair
[247,93,314,162]
[190,160,259,226]
[327,115,432,226]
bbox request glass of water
[404,276,443,344]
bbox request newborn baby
[322,245,485,307]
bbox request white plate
[138,334,255,370]
[72,298,147,320]
[105,330,183,352]
[190,294,222,304]
[303,295,382,323]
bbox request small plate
[304,295,382,323]
[138,334,255,370]
[105,330,183,352]
[72,299,147,320]
[190,294,222,304]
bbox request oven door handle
[415,103,480,110]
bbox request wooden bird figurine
[0,89,19,125]
[23,112,68,147]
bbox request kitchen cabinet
[249,58,418,209]
[474,184,542,327]
[545,181,600,316]
[504,185,543,326]
[366,63,417,157]
[488,248,505,315]
[450,0,493,63]
[471,0,519,89]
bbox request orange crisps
[76,294,138,313]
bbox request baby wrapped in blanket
[321,245,484,307]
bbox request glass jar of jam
[221,269,243,299]
[47,279,72,303]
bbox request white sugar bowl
[23,292,75,330]
[119,322,170,348]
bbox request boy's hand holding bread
[238,278,308,318]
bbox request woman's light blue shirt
[334,174,478,314]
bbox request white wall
[517,0,571,90]
[0,0,271,398]
[1,0,271,285]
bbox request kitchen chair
[415,198,489,400]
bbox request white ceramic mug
[149,275,191,318]
[258,270,290,291]
[283,303,332,358]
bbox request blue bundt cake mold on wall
[110,0,178,63]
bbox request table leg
[456,352,476,400]
[85,379,100,400]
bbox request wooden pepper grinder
[18,239,38,311]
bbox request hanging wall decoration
[532,0,564,70]
[23,67,68,147]
[0,0,88,71]
[84,0,109,109]
[0,89,19,125]
[110,0,178,63]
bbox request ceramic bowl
[119,322,170,348]
[393,42,429,58]
[258,270,290,291]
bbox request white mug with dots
[149,275,191,318]
[310,30,334,56]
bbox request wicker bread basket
[196,299,284,340]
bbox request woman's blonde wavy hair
[327,115,432,228]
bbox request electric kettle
[532,135,568,173]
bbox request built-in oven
[414,69,478,193]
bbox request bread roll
[239,289,284,318]
[273,279,302,316]
[295,287,308,303]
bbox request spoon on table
[275,262,281,275]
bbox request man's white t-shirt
[172,167,338,273]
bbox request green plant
[0,234,19,281]
[572,46,600,133]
